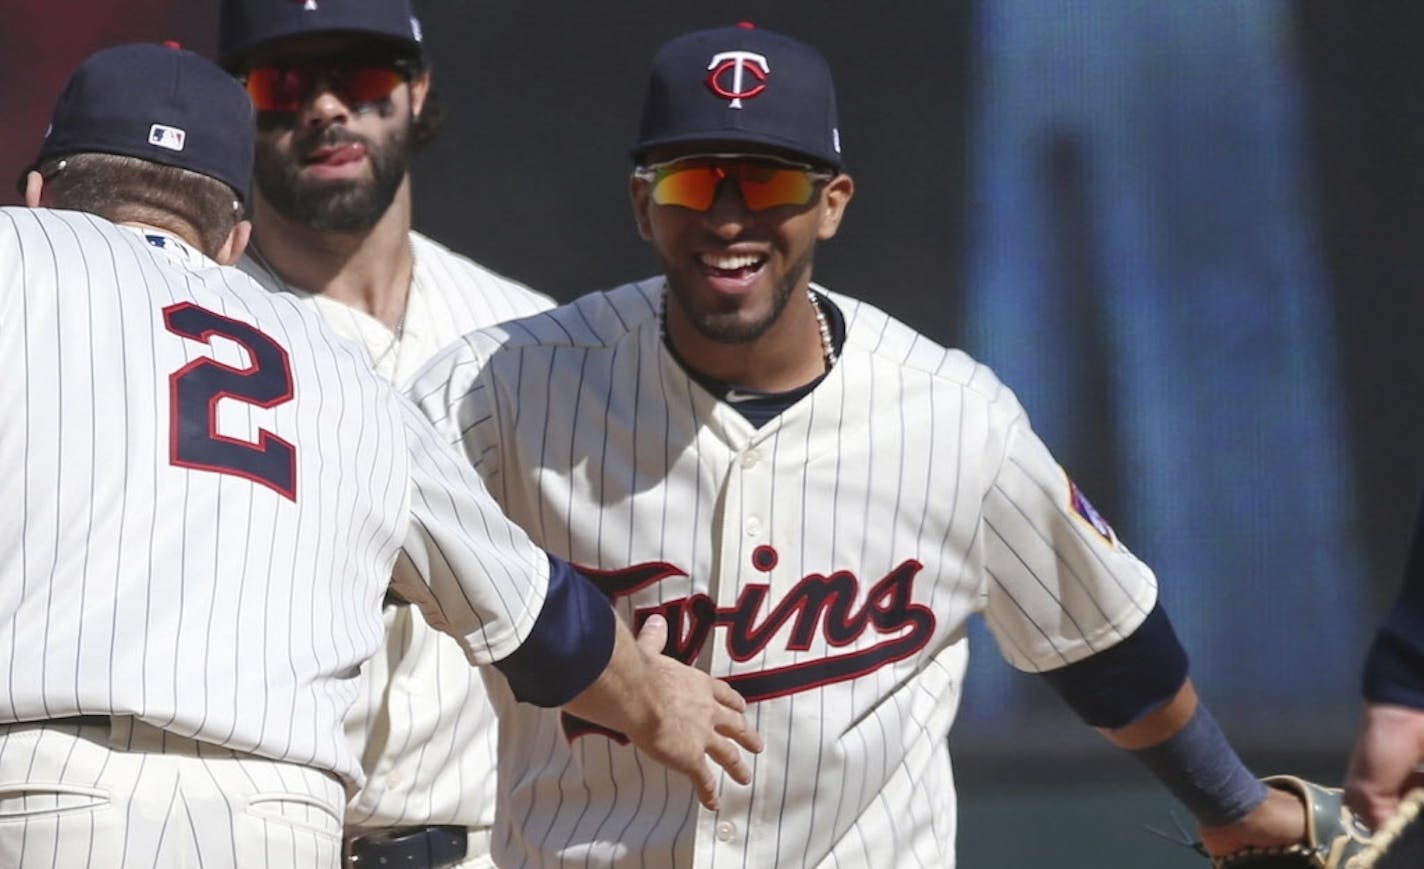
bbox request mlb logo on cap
[148,124,187,152]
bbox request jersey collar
[119,223,214,270]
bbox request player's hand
[1197,775,1372,866]
[1346,703,1424,827]
[1196,784,1306,856]
[626,614,764,810]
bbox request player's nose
[701,181,754,237]
[299,88,352,128]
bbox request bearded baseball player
[213,2,554,866]
[406,22,1370,868]
[0,41,759,869]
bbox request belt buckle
[346,825,467,868]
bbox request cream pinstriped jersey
[408,278,1159,868]
[0,208,549,791]
[238,230,553,831]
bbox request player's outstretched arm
[562,614,764,811]
[1092,679,1299,855]
[1346,702,1424,827]
[1097,680,1370,864]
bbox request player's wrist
[1129,701,1268,826]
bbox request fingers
[702,698,760,790]
[690,759,720,811]
[1345,704,1424,826]
[714,705,764,754]
[1347,755,1408,827]
[680,683,761,804]
[709,677,760,751]
[1346,779,1398,830]
[1345,771,1398,828]
[706,734,754,786]
[623,651,762,809]
[635,613,668,654]
[711,676,748,712]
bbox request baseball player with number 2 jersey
[407,22,1362,867]
[0,42,760,869]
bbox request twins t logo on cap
[148,124,186,152]
[705,50,768,109]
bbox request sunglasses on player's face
[633,153,835,213]
[241,59,413,114]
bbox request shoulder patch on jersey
[1068,479,1116,546]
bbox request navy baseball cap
[20,43,254,203]
[218,0,424,70]
[632,22,843,170]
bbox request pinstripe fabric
[237,230,554,842]
[409,278,1159,868]
[0,206,550,847]
[0,717,345,868]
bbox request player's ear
[815,173,854,241]
[23,170,46,208]
[408,67,432,120]
[629,172,654,241]
[215,219,253,266]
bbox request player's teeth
[702,254,761,270]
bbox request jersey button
[715,821,737,842]
[744,516,762,537]
[740,449,761,469]
[385,770,403,789]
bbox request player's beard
[665,246,815,345]
[254,110,413,234]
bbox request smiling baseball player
[212,3,556,864]
[0,42,758,869]
[406,23,1369,868]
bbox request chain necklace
[369,305,407,370]
[659,286,837,371]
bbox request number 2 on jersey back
[163,302,297,500]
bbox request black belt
[347,825,467,867]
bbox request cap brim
[631,130,841,170]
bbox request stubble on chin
[254,114,412,233]
[663,247,814,345]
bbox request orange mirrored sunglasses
[634,154,834,212]
[243,62,409,113]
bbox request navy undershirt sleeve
[493,555,617,707]
[1038,602,1189,729]
[1364,495,1424,708]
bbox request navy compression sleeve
[1038,602,1188,728]
[493,555,617,707]
[1041,602,1267,825]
